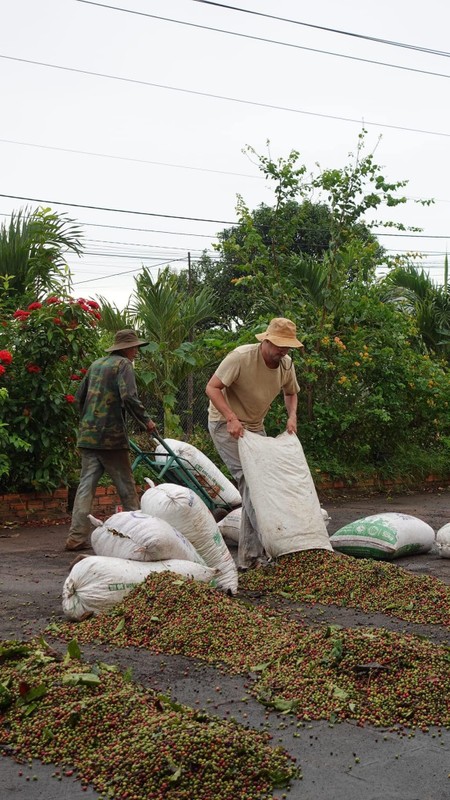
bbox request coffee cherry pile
[240,550,450,626]
[254,626,450,729]
[0,640,299,799]
[62,573,295,673]
[58,573,450,730]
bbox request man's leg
[100,450,140,511]
[65,449,104,550]
[209,422,265,569]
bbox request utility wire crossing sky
[1,0,449,306]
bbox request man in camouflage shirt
[65,329,156,551]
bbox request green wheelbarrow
[129,433,235,518]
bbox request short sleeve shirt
[208,343,299,431]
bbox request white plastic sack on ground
[154,438,241,507]
[62,555,216,620]
[330,513,435,560]
[238,431,332,558]
[217,507,241,546]
[435,523,450,558]
[321,508,331,527]
[89,510,205,565]
[141,482,238,594]
[217,505,330,548]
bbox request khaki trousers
[208,421,266,568]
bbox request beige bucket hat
[255,318,303,348]
[105,329,149,352]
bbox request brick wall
[0,485,142,525]
[1,474,449,525]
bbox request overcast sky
[1,0,450,308]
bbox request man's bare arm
[284,392,298,434]
[206,375,244,439]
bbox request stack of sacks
[63,555,216,621]
[141,481,238,594]
[154,438,241,506]
[63,509,216,620]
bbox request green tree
[0,207,82,309]
[131,267,218,436]
[0,296,102,492]
[381,264,450,358]
[207,133,412,330]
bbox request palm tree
[381,264,450,357]
[95,295,135,333]
[131,266,217,435]
[0,207,82,310]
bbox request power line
[1,203,449,240]
[72,257,187,285]
[0,137,260,180]
[74,1,450,80]
[84,236,214,252]
[82,250,193,260]
[2,140,449,213]
[188,0,450,58]
[0,211,218,238]
[79,222,218,238]
[0,193,235,225]
[1,53,449,139]
[377,232,450,239]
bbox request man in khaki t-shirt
[206,318,302,570]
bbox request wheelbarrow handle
[150,429,164,445]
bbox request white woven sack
[89,510,205,565]
[141,482,238,594]
[62,555,216,620]
[321,508,331,527]
[217,507,241,546]
[238,431,332,558]
[217,505,329,547]
[330,513,435,560]
[435,523,450,558]
[154,438,241,507]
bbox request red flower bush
[0,350,13,365]
[0,295,102,492]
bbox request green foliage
[0,388,31,480]
[95,295,135,333]
[0,207,82,310]
[0,296,102,492]
[264,286,450,479]
[199,133,450,482]
[381,265,450,358]
[131,267,218,437]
